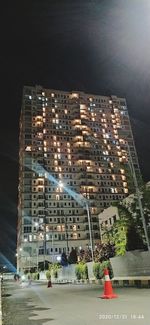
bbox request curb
[29,277,150,288]
[112,277,150,288]
[0,280,2,325]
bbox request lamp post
[58,181,69,255]
[58,181,94,261]
[64,217,69,255]
[85,201,94,262]
[43,221,47,270]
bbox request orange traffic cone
[100,268,117,299]
[47,279,52,288]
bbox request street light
[85,201,94,261]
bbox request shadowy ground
[2,281,53,325]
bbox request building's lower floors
[17,238,100,273]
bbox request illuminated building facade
[17,85,140,271]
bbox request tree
[112,197,147,254]
[126,223,145,251]
[61,252,68,266]
[113,219,128,256]
[68,249,77,264]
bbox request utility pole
[64,217,69,255]
[85,202,94,261]
[83,164,94,261]
[43,221,47,270]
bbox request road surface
[2,281,150,325]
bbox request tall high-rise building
[17,85,140,272]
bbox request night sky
[0,0,150,267]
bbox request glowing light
[59,181,64,188]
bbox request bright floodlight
[57,256,61,262]
[59,181,63,188]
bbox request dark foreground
[2,281,150,325]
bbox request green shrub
[48,262,61,279]
[75,264,82,280]
[101,261,114,279]
[46,270,51,280]
[52,263,61,278]
[93,263,103,279]
[32,273,37,280]
[32,272,40,280]
[82,263,88,280]
[93,261,113,279]
[75,262,88,280]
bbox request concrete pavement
[2,281,150,325]
[0,280,2,325]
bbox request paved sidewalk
[0,280,2,325]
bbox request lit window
[70,93,79,99]
[73,233,78,239]
[124,188,128,194]
[103,150,109,155]
[117,151,122,156]
[120,169,125,174]
[25,146,31,151]
[29,235,32,241]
